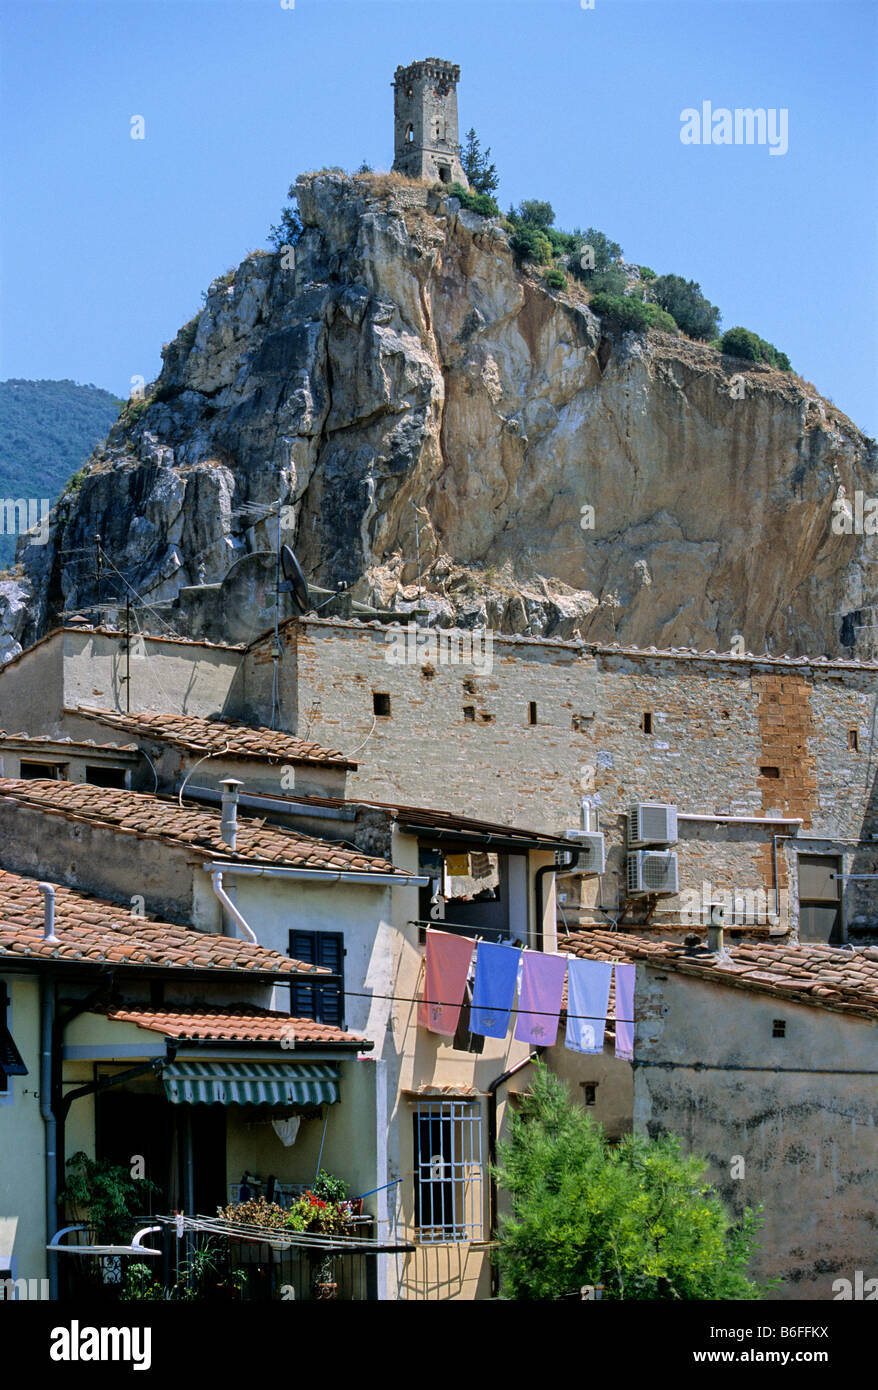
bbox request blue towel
[565,958,612,1053]
[470,941,521,1038]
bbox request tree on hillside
[650,273,720,340]
[461,128,499,196]
[579,226,623,270]
[493,1063,770,1300]
[511,198,555,228]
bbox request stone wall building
[547,927,878,1301]
[235,616,878,944]
[392,58,467,186]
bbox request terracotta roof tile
[0,867,324,976]
[0,779,401,874]
[69,707,356,768]
[558,929,878,1022]
[103,1003,368,1047]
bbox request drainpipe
[37,884,59,1297]
[534,852,576,951]
[210,869,258,944]
[220,778,243,851]
[488,1051,540,1297]
[39,972,58,1299]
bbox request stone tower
[392,58,468,186]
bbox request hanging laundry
[418,929,474,1035]
[271,1117,301,1147]
[614,964,636,1060]
[444,853,470,878]
[565,958,613,1054]
[470,851,491,880]
[470,941,521,1038]
[515,951,567,1045]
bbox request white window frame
[412,1099,484,1243]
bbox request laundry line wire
[297,983,634,1026]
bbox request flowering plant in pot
[284,1191,353,1235]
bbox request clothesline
[418,929,635,1057]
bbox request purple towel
[614,964,636,1060]
[515,952,567,1045]
[470,941,521,1038]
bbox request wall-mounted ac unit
[559,830,606,876]
[627,802,678,847]
[627,850,679,896]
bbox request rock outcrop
[5,170,877,660]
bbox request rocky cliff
[3,170,877,661]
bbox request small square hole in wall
[848,729,859,751]
[641,712,653,735]
[772,1018,786,1038]
[528,702,538,726]
[582,1082,598,1107]
[760,766,780,779]
[463,706,475,722]
[373,692,391,718]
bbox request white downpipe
[210,869,258,944]
[679,814,803,826]
[203,863,429,888]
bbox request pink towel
[614,964,636,1060]
[514,952,567,1045]
[418,930,474,1035]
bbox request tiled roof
[103,1004,368,1048]
[0,779,400,874]
[198,784,572,847]
[69,707,356,769]
[0,867,324,975]
[559,929,878,1022]
[0,731,139,753]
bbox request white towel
[565,958,612,1053]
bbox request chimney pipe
[38,882,59,944]
[707,923,724,954]
[220,778,244,851]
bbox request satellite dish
[709,903,726,928]
[280,545,310,614]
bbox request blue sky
[1,0,876,435]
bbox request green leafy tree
[510,225,554,266]
[268,184,303,251]
[512,199,555,228]
[587,267,628,297]
[650,274,720,340]
[588,292,649,333]
[569,227,624,283]
[448,182,501,218]
[461,128,499,196]
[642,303,678,333]
[493,1063,770,1300]
[545,268,567,290]
[720,326,790,372]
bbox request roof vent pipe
[38,882,59,944]
[220,778,244,851]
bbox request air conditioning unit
[627,850,679,896]
[627,802,678,847]
[559,830,606,876]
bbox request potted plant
[60,1152,159,1288]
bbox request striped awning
[161,1060,339,1107]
